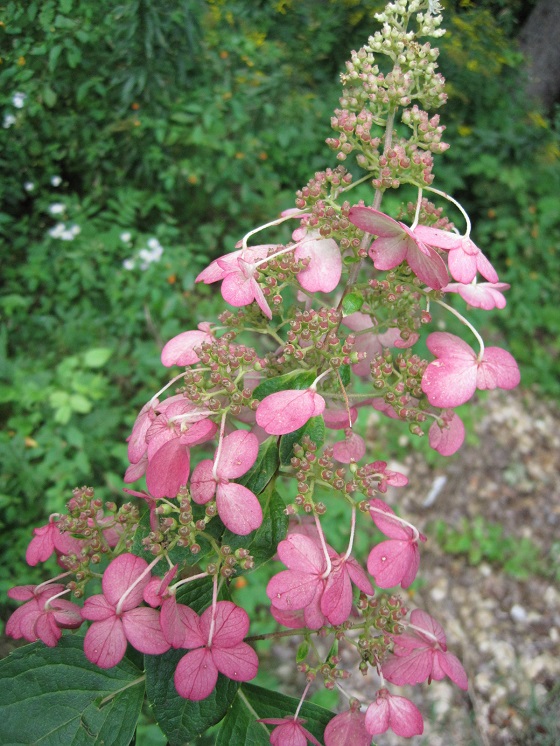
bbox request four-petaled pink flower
[190,429,263,535]
[256,388,325,435]
[414,225,498,284]
[174,601,258,700]
[421,332,520,408]
[428,409,465,456]
[324,701,371,746]
[348,206,449,289]
[443,281,509,311]
[382,609,468,690]
[7,583,82,647]
[258,717,322,746]
[364,688,424,738]
[367,499,425,589]
[267,533,373,629]
[25,515,83,567]
[82,553,170,668]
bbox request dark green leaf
[279,416,325,466]
[252,370,316,401]
[0,635,144,746]
[238,437,279,495]
[174,575,213,612]
[222,487,287,572]
[145,649,238,745]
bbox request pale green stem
[99,676,146,707]
[369,505,420,543]
[410,187,423,231]
[315,514,333,579]
[294,681,312,720]
[343,504,357,561]
[169,571,210,594]
[207,572,219,647]
[424,185,472,237]
[241,211,304,251]
[432,297,485,358]
[116,555,161,616]
[212,412,228,481]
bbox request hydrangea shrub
[3,2,520,744]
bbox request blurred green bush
[1,0,559,598]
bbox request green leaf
[279,416,325,466]
[145,649,239,745]
[83,347,113,368]
[0,636,144,746]
[238,437,279,495]
[43,85,57,108]
[216,684,334,744]
[174,575,213,612]
[222,487,287,572]
[342,291,364,315]
[252,370,316,401]
[70,393,92,413]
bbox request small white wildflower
[48,222,66,238]
[138,248,154,263]
[122,258,136,270]
[147,237,162,251]
[24,181,35,192]
[119,231,132,243]
[12,92,26,109]
[3,114,16,128]
[139,262,150,271]
[60,230,76,241]
[48,203,65,215]
[70,224,81,236]
[50,175,62,187]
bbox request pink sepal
[84,616,127,668]
[216,482,263,535]
[102,553,151,610]
[365,689,423,737]
[121,607,171,655]
[174,647,218,701]
[324,708,371,746]
[255,389,325,435]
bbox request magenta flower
[443,281,510,310]
[267,533,373,629]
[256,388,325,435]
[82,554,170,668]
[348,206,449,289]
[414,225,498,284]
[428,409,465,456]
[324,704,371,746]
[174,601,258,700]
[7,583,82,647]
[258,717,322,746]
[26,515,83,566]
[190,429,263,535]
[421,332,520,408]
[367,499,425,589]
[364,688,424,738]
[382,609,468,690]
[294,233,342,293]
[161,322,213,367]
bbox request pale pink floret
[414,225,499,284]
[348,206,449,289]
[160,323,213,367]
[26,516,83,567]
[7,584,82,647]
[421,332,520,408]
[294,233,342,293]
[367,499,425,589]
[324,704,371,746]
[428,409,465,456]
[190,430,262,535]
[343,312,416,377]
[332,430,366,463]
[443,281,509,310]
[174,601,258,700]
[82,554,170,668]
[364,689,423,738]
[258,717,322,746]
[382,609,468,690]
[255,388,326,435]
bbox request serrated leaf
[252,370,316,401]
[174,575,214,612]
[342,291,364,315]
[338,364,351,387]
[83,347,113,368]
[238,437,279,495]
[279,416,325,466]
[0,636,144,746]
[70,392,92,413]
[222,487,287,573]
[216,684,334,744]
[145,649,239,745]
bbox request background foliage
[1,0,558,627]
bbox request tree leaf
[145,649,239,745]
[0,635,144,746]
[82,347,113,368]
[216,683,334,745]
[222,487,287,573]
[342,291,364,315]
[237,437,279,495]
[279,415,325,466]
[252,370,316,401]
